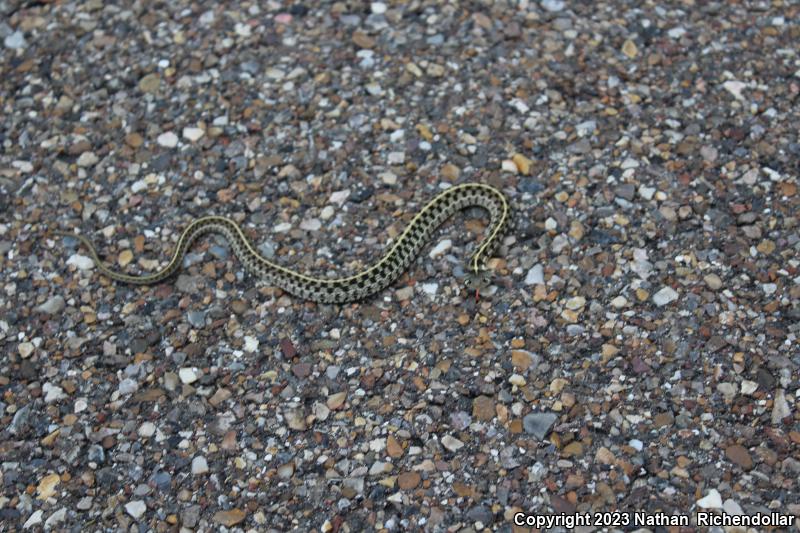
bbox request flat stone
[523,412,558,440]
[125,500,146,520]
[652,286,679,306]
[725,444,753,470]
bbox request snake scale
[54,182,510,303]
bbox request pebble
[66,254,94,270]
[4,31,27,49]
[125,500,147,520]
[76,151,99,167]
[524,264,544,285]
[523,412,558,440]
[138,422,156,438]
[182,127,205,142]
[652,286,679,306]
[18,341,34,358]
[696,489,723,509]
[23,510,43,529]
[428,239,452,259]
[191,456,209,475]
[441,435,464,452]
[157,131,179,148]
[179,367,200,384]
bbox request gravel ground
[2,0,799,531]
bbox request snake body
[55,182,509,303]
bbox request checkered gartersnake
[54,182,509,303]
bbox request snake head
[463,269,493,299]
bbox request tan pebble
[327,392,347,410]
[595,447,615,464]
[397,472,421,490]
[562,441,583,457]
[704,273,722,290]
[213,509,246,527]
[387,435,404,458]
[568,220,584,240]
[118,249,133,267]
[756,239,775,254]
[550,378,569,394]
[442,163,461,181]
[622,39,638,58]
[511,350,536,371]
[511,153,533,175]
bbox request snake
[53,182,510,304]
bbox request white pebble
[388,152,405,164]
[389,129,404,142]
[421,282,438,296]
[610,295,628,308]
[722,80,747,101]
[320,206,335,220]
[138,422,156,438]
[576,120,596,136]
[77,152,99,167]
[12,160,33,173]
[43,383,66,403]
[652,286,679,306]
[18,341,34,358]
[667,27,686,39]
[300,218,322,231]
[628,439,643,451]
[191,456,209,475]
[118,378,138,395]
[273,222,292,233]
[182,127,205,142]
[638,186,656,200]
[740,380,758,395]
[131,179,148,193]
[772,389,791,424]
[244,336,259,352]
[125,500,147,520]
[501,160,518,173]
[157,131,179,148]
[4,31,27,50]
[428,239,452,259]
[23,510,43,529]
[329,190,350,206]
[441,435,464,452]
[74,398,88,413]
[525,264,544,285]
[696,489,723,509]
[723,499,743,516]
[179,367,200,384]
[370,2,387,14]
[762,283,777,296]
[66,254,95,270]
[540,0,565,12]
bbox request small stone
[157,132,179,148]
[213,509,246,527]
[703,274,722,290]
[523,412,558,440]
[725,444,753,470]
[138,422,156,438]
[525,264,544,285]
[23,510,43,529]
[441,435,464,452]
[125,500,147,520]
[696,489,723,509]
[622,39,638,58]
[501,160,518,173]
[5,31,28,49]
[428,239,452,259]
[610,295,627,308]
[77,151,99,167]
[179,368,200,384]
[472,396,495,421]
[723,499,743,516]
[35,295,65,314]
[191,456,209,475]
[43,383,66,403]
[370,2,387,14]
[565,296,585,310]
[442,163,461,181]
[512,154,533,175]
[138,73,160,93]
[327,391,347,410]
[397,472,421,490]
[387,151,405,164]
[118,249,133,267]
[182,127,205,142]
[723,80,747,101]
[652,286,679,306]
[509,374,526,386]
[772,389,791,423]
[18,341,35,358]
[511,350,537,370]
[540,0,565,12]
[300,218,322,231]
[740,380,758,395]
[277,463,294,479]
[37,473,60,500]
